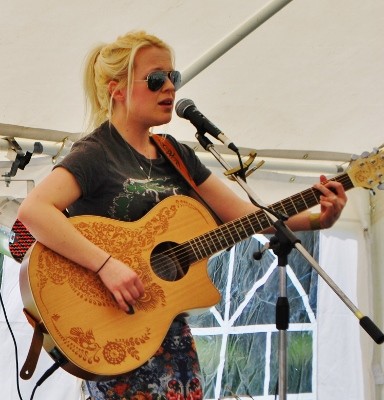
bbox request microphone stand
[194,131,384,400]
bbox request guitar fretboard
[185,173,353,262]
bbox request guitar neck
[186,172,354,262]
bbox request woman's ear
[108,81,126,102]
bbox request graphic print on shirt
[108,176,187,221]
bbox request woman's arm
[17,167,144,312]
[195,173,347,231]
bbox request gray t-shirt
[56,122,211,221]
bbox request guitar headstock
[347,147,384,190]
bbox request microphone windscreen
[175,98,195,118]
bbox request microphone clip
[224,151,265,181]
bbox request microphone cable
[0,277,24,400]
[29,358,67,400]
[0,267,67,400]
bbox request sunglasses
[138,70,182,92]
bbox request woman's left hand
[313,174,348,229]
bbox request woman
[17,30,347,399]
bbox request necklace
[137,155,152,180]
[127,139,153,180]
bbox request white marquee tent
[0,1,383,399]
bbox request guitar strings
[149,174,353,276]
[150,173,352,273]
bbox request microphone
[175,98,238,152]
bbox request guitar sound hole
[150,241,190,281]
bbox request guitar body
[19,195,221,380]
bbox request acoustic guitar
[17,148,384,380]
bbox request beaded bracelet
[96,255,112,274]
[309,213,321,230]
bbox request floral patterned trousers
[85,318,203,400]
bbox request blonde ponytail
[83,44,106,132]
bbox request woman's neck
[111,115,149,146]
[111,117,158,159]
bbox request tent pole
[180,0,295,86]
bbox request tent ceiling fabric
[0,0,383,158]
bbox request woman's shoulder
[71,122,115,153]
[77,122,110,143]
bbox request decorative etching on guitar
[32,202,184,368]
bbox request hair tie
[96,255,112,274]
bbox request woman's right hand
[97,257,145,312]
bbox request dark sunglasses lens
[147,71,181,91]
[170,71,181,91]
[147,72,166,91]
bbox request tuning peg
[351,154,359,161]
[377,183,384,190]
[372,147,380,154]
[361,151,370,158]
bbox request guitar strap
[151,134,199,193]
[20,309,44,380]
[151,134,222,223]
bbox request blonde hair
[83,30,174,132]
